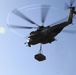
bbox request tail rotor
[64,0,76,10]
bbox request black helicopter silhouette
[8,0,76,48]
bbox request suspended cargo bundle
[34,53,46,61]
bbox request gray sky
[0,0,76,75]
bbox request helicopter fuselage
[9,4,76,47]
[26,6,76,47]
[27,21,71,47]
[27,26,56,45]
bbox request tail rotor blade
[12,9,39,26]
[70,0,75,6]
[64,2,69,10]
[41,5,50,25]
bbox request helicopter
[8,0,76,48]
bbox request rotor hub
[70,7,75,10]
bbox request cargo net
[34,44,46,62]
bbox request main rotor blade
[50,17,67,26]
[62,30,76,34]
[12,9,39,26]
[8,24,38,29]
[41,5,50,25]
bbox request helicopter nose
[27,38,30,43]
[27,38,33,43]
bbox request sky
[0,0,76,75]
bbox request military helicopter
[8,0,76,49]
